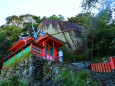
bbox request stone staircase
[89,71,115,86]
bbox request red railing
[31,45,59,61]
[91,57,115,72]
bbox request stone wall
[0,55,90,86]
[0,55,62,86]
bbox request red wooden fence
[91,57,115,72]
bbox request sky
[0,0,82,26]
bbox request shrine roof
[9,37,35,52]
[36,34,65,47]
[3,39,43,62]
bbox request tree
[6,15,19,26]
[68,12,93,29]
[82,0,113,11]
[0,25,22,58]
[87,27,115,61]
[68,2,115,61]
[48,15,64,20]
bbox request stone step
[89,71,115,86]
[97,79,115,86]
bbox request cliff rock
[38,20,84,52]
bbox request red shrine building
[2,34,64,69]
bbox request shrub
[5,52,32,69]
[0,75,27,86]
[55,69,97,86]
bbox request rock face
[38,20,84,52]
[0,55,90,86]
[0,55,45,86]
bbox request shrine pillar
[42,42,46,58]
[54,47,58,61]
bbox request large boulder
[38,20,84,52]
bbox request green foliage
[7,52,32,69]
[8,75,19,86]
[87,27,115,61]
[0,25,22,58]
[55,68,75,86]
[55,68,97,86]
[59,45,89,62]
[18,80,27,86]
[0,75,26,86]
[59,46,78,62]
[48,15,64,20]
[68,12,93,29]
[0,80,9,86]
[77,70,88,80]
[68,6,115,62]
[0,53,31,86]
[82,0,113,12]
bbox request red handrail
[91,57,115,72]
